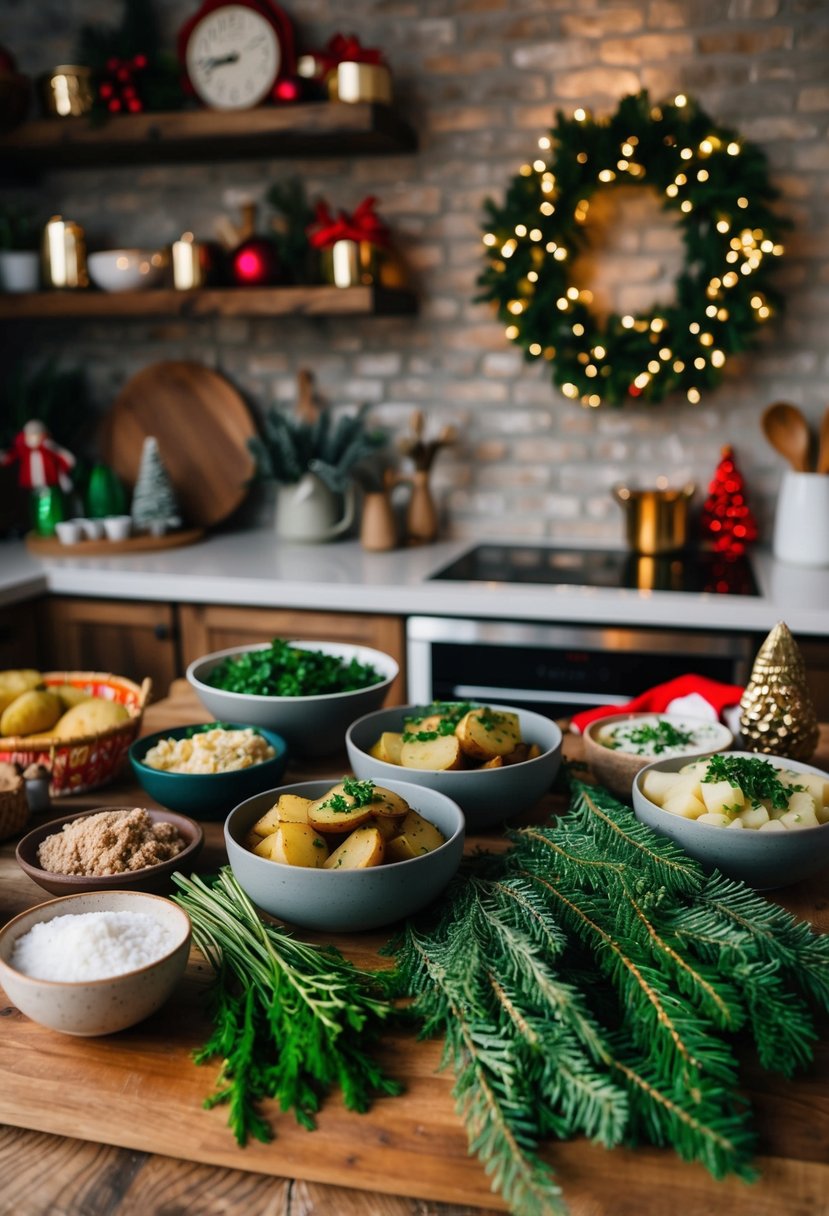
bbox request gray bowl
[632,750,829,890]
[225,778,465,933]
[346,704,562,831]
[186,640,399,757]
[0,890,191,1036]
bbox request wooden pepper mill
[398,410,457,544]
[359,468,398,552]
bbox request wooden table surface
[2,684,828,1216]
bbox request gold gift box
[328,61,392,105]
[320,238,408,290]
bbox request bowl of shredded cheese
[129,721,288,820]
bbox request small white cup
[773,471,829,567]
[103,515,133,541]
[73,517,105,540]
[55,520,83,545]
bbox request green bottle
[86,463,127,518]
[31,485,65,536]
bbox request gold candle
[42,66,94,117]
[42,216,88,289]
[171,232,204,290]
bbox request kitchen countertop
[2,530,829,635]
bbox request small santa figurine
[0,419,75,491]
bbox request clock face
[185,4,281,110]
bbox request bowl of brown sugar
[15,806,204,897]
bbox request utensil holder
[773,471,829,567]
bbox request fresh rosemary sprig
[172,868,402,1146]
[388,776,829,1215]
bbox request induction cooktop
[429,544,760,596]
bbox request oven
[405,544,759,718]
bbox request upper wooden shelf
[0,284,417,320]
[0,102,417,167]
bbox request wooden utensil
[817,406,829,475]
[761,401,812,472]
[99,361,257,529]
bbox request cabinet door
[36,597,180,701]
[0,599,42,669]
[179,604,406,705]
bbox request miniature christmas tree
[130,435,181,535]
[699,445,758,555]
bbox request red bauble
[231,238,280,286]
[272,75,302,103]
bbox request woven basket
[0,672,152,797]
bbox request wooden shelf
[0,102,417,167]
[0,284,417,320]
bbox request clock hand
[199,52,240,72]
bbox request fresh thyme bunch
[388,776,829,1216]
[172,869,402,1145]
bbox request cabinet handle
[154,624,171,641]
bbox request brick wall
[2,0,828,545]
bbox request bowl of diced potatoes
[345,702,562,831]
[224,777,465,932]
[632,750,829,889]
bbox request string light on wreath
[477,90,789,407]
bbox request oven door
[406,616,754,719]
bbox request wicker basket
[0,672,152,797]
[0,761,29,841]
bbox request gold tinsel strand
[739,621,819,761]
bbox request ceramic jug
[274,471,355,543]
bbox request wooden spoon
[761,401,811,472]
[817,406,829,475]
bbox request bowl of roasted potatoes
[632,749,829,889]
[225,776,465,932]
[345,701,562,831]
[0,669,150,796]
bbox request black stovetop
[429,544,760,597]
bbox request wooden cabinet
[0,600,42,669]
[798,637,829,720]
[178,603,406,705]
[36,597,180,701]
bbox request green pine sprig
[172,868,402,1146]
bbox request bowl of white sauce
[0,890,191,1035]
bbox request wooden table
[2,684,828,1216]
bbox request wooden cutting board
[99,361,257,530]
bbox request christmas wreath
[477,90,788,407]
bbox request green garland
[478,90,788,407]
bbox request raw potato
[0,669,42,695]
[52,697,130,739]
[456,709,521,761]
[323,826,385,870]
[50,684,93,710]
[0,689,63,738]
[399,734,465,771]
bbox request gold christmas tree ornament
[739,621,819,761]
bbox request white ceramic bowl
[186,640,399,757]
[583,711,733,801]
[632,750,829,890]
[225,778,465,933]
[87,249,167,292]
[346,703,562,831]
[0,890,191,1036]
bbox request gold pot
[613,482,695,555]
[328,62,392,104]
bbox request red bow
[324,33,385,66]
[307,196,391,249]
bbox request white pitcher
[274,471,355,543]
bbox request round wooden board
[98,361,257,529]
[25,527,205,557]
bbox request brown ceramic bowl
[15,806,204,897]
[582,712,733,802]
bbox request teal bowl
[129,722,288,821]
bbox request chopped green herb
[401,700,479,743]
[206,638,383,698]
[703,754,803,810]
[606,720,694,754]
[318,778,380,813]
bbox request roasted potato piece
[385,833,420,863]
[371,731,404,765]
[372,814,402,841]
[480,755,504,769]
[323,826,385,870]
[398,809,446,854]
[370,786,410,820]
[456,708,521,761]
[251,806,283,838]
[0,689,63,738]
[257,822,329,867]
[307,781,378,833]
[399,734,465,771]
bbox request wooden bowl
[582,712,733,802]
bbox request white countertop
[2,531,829,636]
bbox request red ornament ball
[231,238,280,286]
[272,76,303,103]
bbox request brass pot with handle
[613,482,695,555]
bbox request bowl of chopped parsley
[186,639,399,757]
[632,749,829,889]
[582,712,733,801]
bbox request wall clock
[178,0,295,110]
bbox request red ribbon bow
[325,33,385,67]
[307,196,391,249]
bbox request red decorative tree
[700,445,758,555]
